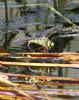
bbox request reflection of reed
[1,87,79,99]
[1,52,79,62]
[1,72,79,86]
[1,72,79,99]
[1,52,79,55]
[0,73,35,100]
[1,61,79,68]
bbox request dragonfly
[11,24,79,52]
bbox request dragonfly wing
[10,31,32,49]
[31,24,63,38]
[31,31,44,38]
[45,24,63,38]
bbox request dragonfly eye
[51,42,54,48]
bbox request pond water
[0,0,79,100]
